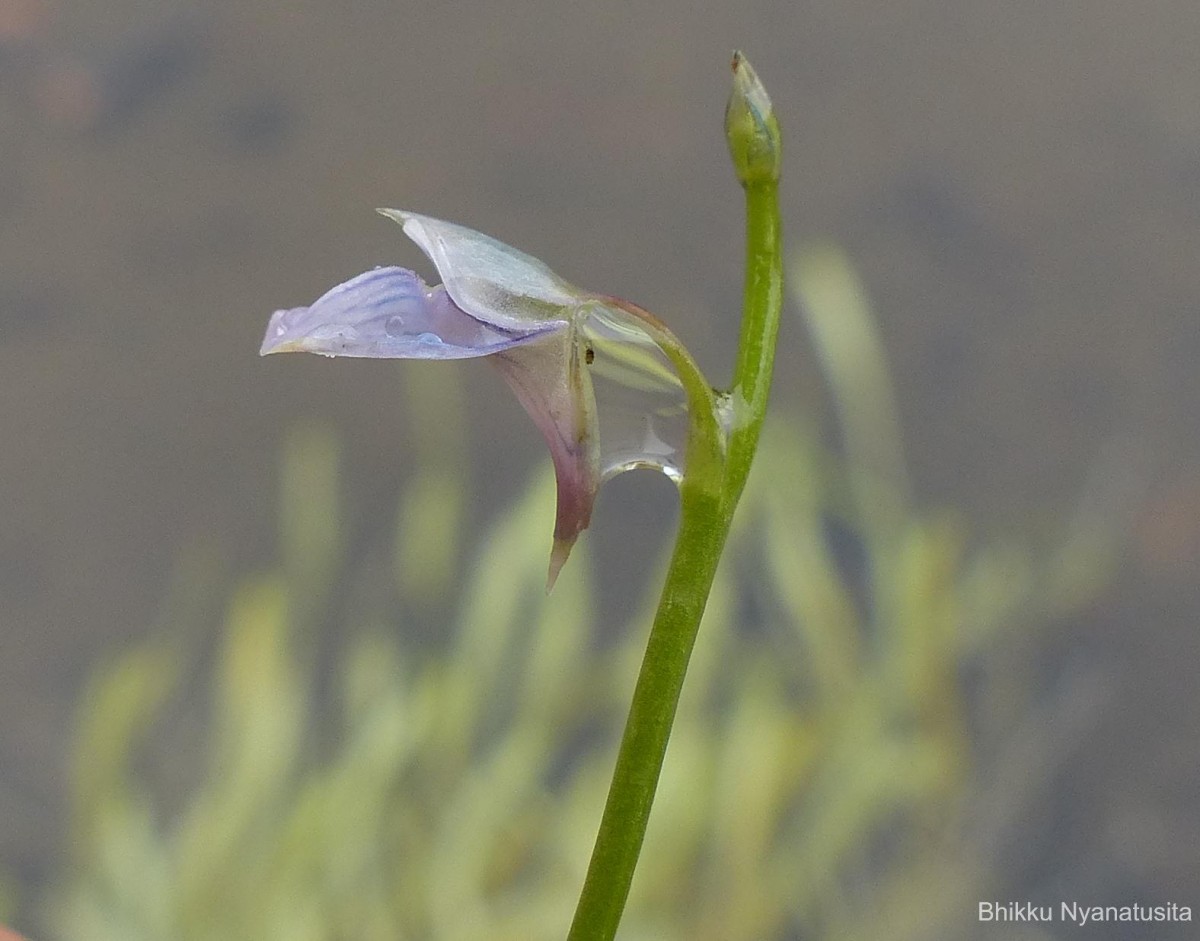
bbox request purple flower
[262,211,689,587]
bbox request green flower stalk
[566,49,782,941]
[261,50,782,941]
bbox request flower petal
[378,210,579,329]
[261,266,550,360]
[487,325,599,590]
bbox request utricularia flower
[262,210,694,587]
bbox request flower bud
[724,51,781,186]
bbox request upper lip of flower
[262,210,688,587]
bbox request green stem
[725,179,783,500]
[565,481,728,941]
[566,53,782,941]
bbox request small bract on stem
[261,49,782,941]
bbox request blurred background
[1,0,1198,937]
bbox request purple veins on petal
[260,266,549,361]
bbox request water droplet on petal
[581,309,689,484]
[310,324,356,341]
[384,315,406,337]
[417,332,443,345]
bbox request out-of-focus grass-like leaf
[757,428,862,698]
[395,472,464,602]
[395,364,468,604]
[792,244,911,528]
[173,578,305,932]
[438,467,559,768]
[70,644,177,857]
[280,422,341,614]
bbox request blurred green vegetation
[45,249,1109,941]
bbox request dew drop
[417,332,443,345]
[384,315,406,337]
[311,324,356,341]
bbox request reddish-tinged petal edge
[488,326,599,590]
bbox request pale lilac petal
[260,267,550,360]
[378,210,579,329]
